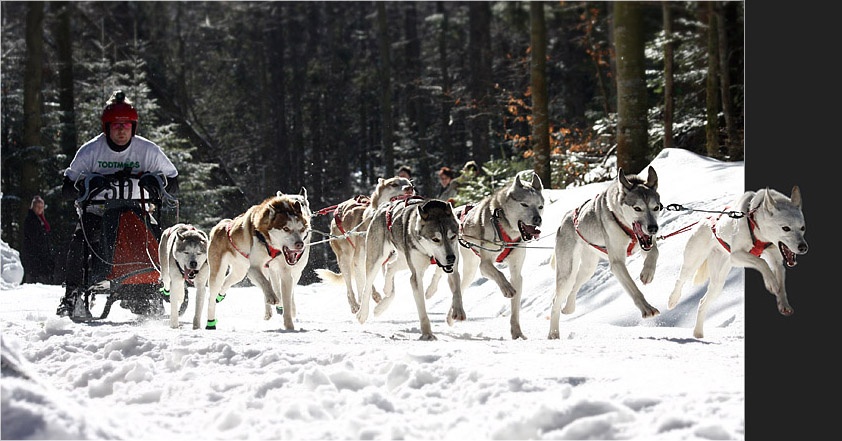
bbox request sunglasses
[111,122,133,129]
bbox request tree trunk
[468,1,492,166]
[435,1,452,193]
[705,2,721,158]
[662,2,674,149]
[613,2,649,174]
[377,2,394,178]
[530,1,551,187]
[55,1,77,158]
[716,1,741,160]
[20,1,45,244]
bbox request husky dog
[314,176,415,313]
[356,197,465,340]
[549,167,662,340]
[668,186,807,338]
[158,223,210,329]
[457,172,544,340]
[206,189,311,330]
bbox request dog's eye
[538,205,543,210]
[521,203,528,208]
[782,226,791,232]
[655,204,662,211]
[431,237,441,243]
[283,227,291,232]
[633,207,642,212]
[801,226,806,232]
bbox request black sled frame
[68,172,185,322]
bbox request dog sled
[66,171,186,322]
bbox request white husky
[668,186,808,338]
[549,167,662,340]
[158,223,210,330]
[206,190,311,331]
[456,172,545,340]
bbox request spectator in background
[21,195,55,284]
[437,166,459,203]
[397,165,412,180]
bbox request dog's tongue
[518,221,541,240]
[780,242,797,267]
[283,247,303,265]
[185,269,197,280]
[632,222,654,251]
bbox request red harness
[226,220,283,267]
[315,195,372,249]
[711,208,771,256]
[458,205,521,263]
[573,199,636,257]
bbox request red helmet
[101,91,138,135]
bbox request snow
[1,149,750,440]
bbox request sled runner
[68,171,185,322]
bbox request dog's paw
[640,268,655,284]
[639,302,660,318]
[419,332,438,341]
[215,293,226,303]
[447,306,466,326]
[205,319,217,330]
[501,284,517,298]
[356,308,369,324]
[371,290,382,304]
[778,302,794,316]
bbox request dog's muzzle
[518,220,541,241]
[283,243,305,265]
[434,254,456,273]
[779,240,808,268]
[632,222,657,251]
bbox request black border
[746,3,830,439]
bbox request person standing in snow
[21,195,55,284]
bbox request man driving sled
[56,90,179,317]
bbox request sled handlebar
[74,171,170,205]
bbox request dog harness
[711,207,771,256]
[457,205,521,263]
[315,195,371,249]
[226,220,283,266]
[383,195,437,266]
[573,198,637,257]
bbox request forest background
[0,2,836,439]
[0,1,744,284]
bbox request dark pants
[63,213,102,289]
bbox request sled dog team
[158,168,808,340]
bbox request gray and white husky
[456,172,545,340]
[158,223,210,329]
[355,197,465,340]
[549,167,662,340]
[314,176,414,314]
[668,186,808,338]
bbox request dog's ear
[299,187,308,200]
[790,185,802,208]
[762,187,776,213]
[276,190,284,198]
[618,168,634,190]
[531,172,543,192]
[645,167,658,190]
